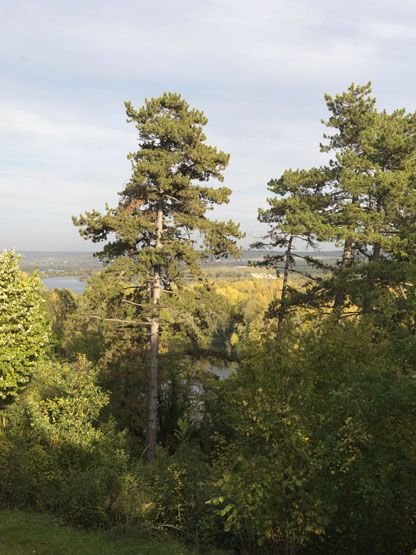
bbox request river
[42,276,86,294]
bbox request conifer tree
[319,83,416,313]
[252,167,331,328]
[320,82,377,311]
[257,83,416,318]
[73,93,242,461]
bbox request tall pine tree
[256,83,416,320]
[74,93,242,461]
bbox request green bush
[113,444,223,547]
[210,321,416,554]
[0,357,129,527]
[0,357,225,550]
[0,251,49,406]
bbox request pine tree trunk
[146,209,163,463]
[362,242,381,313]
[277,235,293,330]
[363,197,382,313]
[372,242,381,261]
[333,238,354,313]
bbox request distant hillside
[18,251,102,277]
[203,249,342,266]
[16,249,342,277]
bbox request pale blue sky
[1,0,416,250]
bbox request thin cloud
[1,0,416,249]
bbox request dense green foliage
[0,251,49,406]
[256,83,416,323]
[211,321,416,553]
[2,85,416,554]
[73,93,242,269]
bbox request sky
[1,0,416,251]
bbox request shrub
[0,251,49,406]
[0,357,129,527]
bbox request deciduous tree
[0,251,49,406]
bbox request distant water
[42,277,86,294]
[206,361,238,380]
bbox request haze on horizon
[1,0,416,251]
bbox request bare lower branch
[89,315,149,325]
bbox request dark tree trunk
[277,235,293,331]
[333,238,354,313]
[362,241,381,314]
[362,196,382,313]
[372,242,381,261]
[146,209,163,463]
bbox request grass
[0,510,193,555]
